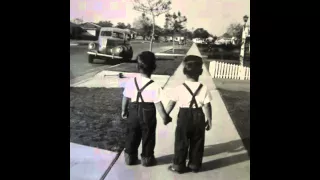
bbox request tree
[222,32,232,38]
[132,0,172,51]
[127,23,131,29]
[115,22,127,29]
[164,11,187,53]
[96,21,113,27]
[153,24,164,40]
[133,13,153,40]
[226,23,243,39]
[193,28,209,39]
[184,30,193,40]
[212,35,218,42]
[71,18,83,25]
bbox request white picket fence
[209,61,250,80]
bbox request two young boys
[121,51,212,173]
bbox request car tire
[88,55,94,63]
[123,53,133,62]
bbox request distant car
[87,27,133,63]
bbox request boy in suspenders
[166,53,213,173]
[121,51,172,167]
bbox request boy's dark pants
[125,102,157,159]
[173,108,206,171]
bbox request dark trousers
[173,108,206,169]
[124,102,157,158]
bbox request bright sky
[70,0,250,36]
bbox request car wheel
[88,55,94,63]
[124,51,133,62]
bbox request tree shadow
[156,139,249,167]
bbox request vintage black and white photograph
[70,0,250,179]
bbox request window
[101,31,112,36]
[112,32,124,39]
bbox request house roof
[100,27,135,34]
[80,22,101,29]
[70,22,80,28]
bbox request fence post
[218,62,222,78]
[231,64,235,79]
[209,61,216,78]
[239,66,245,80]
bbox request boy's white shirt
[123,75,163,103]
[168,80,212,108]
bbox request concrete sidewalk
[70,143,118,180]
[106,44,250,180]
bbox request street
[70,42,173,80]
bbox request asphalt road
[70,42,173,80]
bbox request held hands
[205,120,212,131]
[163,115,172,125]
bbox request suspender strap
[134,77,154,103]
[183,83,203,108]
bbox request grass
[107,57,184,76]
[162,48,189,54]
[214,79,250,155]
[70,55,184,152]
[70,87,126,152]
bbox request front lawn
[70,87,126,152]
[214,79,250,155]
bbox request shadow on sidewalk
[156,139,249,169]
[200,152,248,172]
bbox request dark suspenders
[134,77,154,116]
[183,83,203,108]
[134,77,154,103]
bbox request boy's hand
[121,111,129,119]
[163,115,172,125]
[206,120,212,131]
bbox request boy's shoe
[141,155,157,167]
[187,164,201,173]
[168,165,190,174]
[124,152,138,165]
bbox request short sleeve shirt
[123,75,163,103]
[167,81,212,108]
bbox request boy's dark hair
[137,51,157,75]
[183,55,203,79]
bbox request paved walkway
[70,43,250,180]
[106,44,250,180]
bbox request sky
[70,0,250,36]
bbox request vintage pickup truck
[87,27,133,63]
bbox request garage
[80,22,101,39]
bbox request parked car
[87,27,133,63]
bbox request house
[70,22,87,39]
[164,33,185,42]
[70,22,96,40]
[80,22,101,37]
[192,38,204,44]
